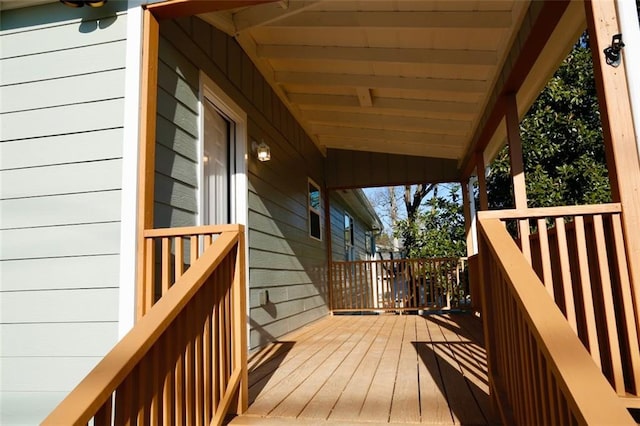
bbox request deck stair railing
[330,257,468,312]
[477,206,638,424]
[42,225,247,426]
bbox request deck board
[232,314,499,425]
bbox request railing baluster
[144,238,155,314]
[611,213,640,390]
[94,394,112,426]
[204,277,213,422]
[593,214,625,394]
[537,218,553,296]
[163,325,174,425]
[573,216,601,366]
[554,218,577,332]
[175,236,185,282]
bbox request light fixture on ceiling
[60,0,107,7]
[252,140,271,162]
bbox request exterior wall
[330,194,374,262]
[0,3,128,424]
[158,17,328,350]
[154,36,200,228]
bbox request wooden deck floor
[231,314,499,425]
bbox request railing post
[234,227,248,414]
[136,7,159,321]
[586,0,640,343]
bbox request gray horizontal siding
[0,40,126,86]
[0,3,127,423]
[0,69,126,114]
[1,322,117,357]
[0,288,118,323]
[0,159,123,199]
[0,190,121,230]
[154,35,200,228]
[159,17,328,350]
[0,128,123,170]
[1,98,125,141]
[0,222,121,260]
[0,255,120,292]
[1,357,106,392]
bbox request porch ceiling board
[197,0,582,178]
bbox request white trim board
[118,0,144,338]
[199,71,250,349]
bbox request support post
[136,8,159,320]
[476,153,489,211]
[324,189,334,313]
[462,178,477,256]
[586,0,640,334]
[505,93,531,262]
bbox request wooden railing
[479,204,640,398]
[477,217,635,425]
[139,224,243,317]
[42,225,247,426]
[330,257,468,312]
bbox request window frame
[344,213,354,260]
[308,178,322,241]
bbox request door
[203,99,232,225]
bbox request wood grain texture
[234,314,492,425]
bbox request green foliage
[487,35,611,209]
[395,185,466,258]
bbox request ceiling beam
[304,110,471,133]
[355,88,373,107]
[311,124,466,146]
[258,44,498,66]
[288,93,478,115]
[232,0,322,33]
[319,136,462,159]
[147,0,274,20]
[268,11,512,29]
[275,71,486,93]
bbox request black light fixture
[604,33,625,67]
[60,0,107,7]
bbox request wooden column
[505,93,531,262]
[462,178,477,256]
[324,189,334,313]
[136,8,159,320]
[476,154,489,211]
[586,0,640,326]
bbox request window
[344,213,354,260]
[308,180,322,240]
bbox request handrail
[477,204,640,397]
[478,217,635,425]
[139,224,243,317]
[477,202,621,220]
[42,227,247,426]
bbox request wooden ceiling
[200,1,531,163]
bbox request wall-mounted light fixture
[60,0,107,8]
[252,140,271,162]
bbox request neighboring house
[330,189,382,263]
[0,2,381,423]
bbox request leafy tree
[394,184,466,258]
[487,34,611,209]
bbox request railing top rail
[478,217,634,425]
[477,203,621,221]
[42,229,241,425]
[143,224,242,238]
[332,257,463,265]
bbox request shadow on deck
[230,314,500,425]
